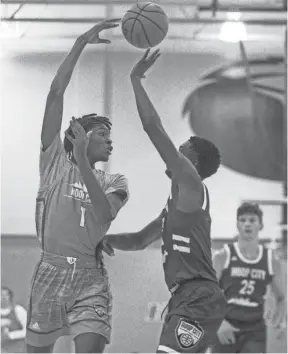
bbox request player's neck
[237,238,259,257]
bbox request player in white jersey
[212,203,286,353]
[26,19,129,353]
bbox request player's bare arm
[212,247,227,280]
[269,253,287,329]
[105,210,165,251]
[65,119,117,230]
[41,19,120,151]
[130,49,202,193]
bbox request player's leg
[69,267,112,353]
[156,281,226,353]
[74,332,106,353]
[26,262,71,352]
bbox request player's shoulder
[95,170,129,188]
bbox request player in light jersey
[212,203,286,353]
[125,49,226,353]
[26,20,129,353]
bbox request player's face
[237,213,262,241]
[1,289,11,308]
[179,140,198,166]
[86,124,113,163]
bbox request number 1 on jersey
[80,206,86,227]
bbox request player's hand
[81,19,121,44]
[102,239,115,256]
[130,48,161,80]
[217,319,239,345]
[65,117,89,160]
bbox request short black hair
[237,202,263,224]
[1,286,13,300]
[189,136,221,180]
[64,113,112,160]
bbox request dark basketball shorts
[157,279,226,353]
[212,322,266,353]
[26,252,112,348]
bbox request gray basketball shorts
[26,252,112,347]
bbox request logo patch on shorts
[175,319,204,349]
[93,305,106,317]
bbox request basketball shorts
[212,322,266,353]
[25,252,112,348]
[157,279,226,353]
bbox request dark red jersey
[161,184,218,290]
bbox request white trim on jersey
[157,345,180,353]
[172,234,190,243]
[267,248,274,276]
[233,242,263,264]
[223,244,231,269]
[173,244,190,253]
[202,183,207,210]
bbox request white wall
[0,47,282,239]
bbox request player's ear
[259,222,264,231]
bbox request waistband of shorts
[40,251,101,269]
[169,277,219,294]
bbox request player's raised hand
[65,117,89,160]
[130,48,161,80]
[217,319,239,345]
[81,18,121,44]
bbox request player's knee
[74,332,106,353]
[26,343,54,353]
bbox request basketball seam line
[123,2,151,42]
[136,2,166,15]
[136,18,152,47]
[126,10,167,35]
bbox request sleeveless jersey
[220,242,273,323]
[36,134,129,261]
[161,184,218,290]
[1,307,23,332]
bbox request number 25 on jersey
[239,279,255,295]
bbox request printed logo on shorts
[175,319,204,349]
[93,305,106,317]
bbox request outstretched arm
[130,49,201,188]
[104,210,165,251]
[41,19,119,151]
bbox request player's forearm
[130,77,163,130]
[51,36,87,93]
[106,216,162,251]
[105,233,142,250]
[76,155,113,226]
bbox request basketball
[121,2,169,49]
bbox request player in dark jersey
[119,49,226,353]
[26,19,130,354]
[212,203,286,353]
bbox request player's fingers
[98,38,111,44]
[150,48,160,59]
[106,18,121,23]
[103,23,119,30]
[143,48,151,60]
[64,131,74,143]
